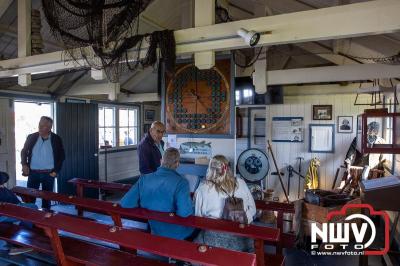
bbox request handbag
[212,181,248,224]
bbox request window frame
[98,104,140,152]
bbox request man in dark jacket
[138,121,165,175]
[21,116,65,209]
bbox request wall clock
[165,59,231,135]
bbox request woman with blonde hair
[194,155,256,252]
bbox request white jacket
[194,177,256,223]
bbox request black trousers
[27,172,55,209]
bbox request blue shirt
[120,167,194,240]
[30,135,54,170]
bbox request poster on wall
[271,117,304,142]
[164,59,231,135]
[179,141,212,159]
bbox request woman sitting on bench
[193,155,256,252]
[0,171,37,255]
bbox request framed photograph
[145,110,155,121]
[337,116,353,133]
[309,124,335,153]
[313,105,333,120]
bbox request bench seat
[0,223,167,266]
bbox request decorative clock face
[165,60,231,134]
[237,149,269,182]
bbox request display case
[356,108,400,154]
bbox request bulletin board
[271,117,304,142]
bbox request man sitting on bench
[0,171,37,255]
[120,148,195,240]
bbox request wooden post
[43,227,72,266]
[254,239,265,266]
[76,184,84,216]
[267,140,290,202]
[276,211,284,254]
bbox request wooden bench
[0,223,164,266]
[255,200,295,253]
[13,186,283,266]
[0,203,256,266]
[69,178,295,251]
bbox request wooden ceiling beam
[0,0,399,79]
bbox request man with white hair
[120,147,194,240]
[21,116,65,209]
[138,121,166,175]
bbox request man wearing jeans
[21,116,65,209]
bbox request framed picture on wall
[313,105,333,120]
[337,116,353,133]
[309,124,335,153]
[145,110,155,121]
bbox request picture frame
[337,116,353,133]
[144,110,155,121]
[309,124,335,153]
[313,105,333,120]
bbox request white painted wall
[265,93,370,201]
[98,149,140,182]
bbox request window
[99,107,116,147]
[99,105,139,148]
[119,108,138,146]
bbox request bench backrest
[0,203,256,266]
[12,186,280,242]
[68,178,295,254]
[69,178,295,213]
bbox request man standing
[21,116,65,209]
[120,148,194,240]
[138,121,165,175]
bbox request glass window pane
[105,107,115,127]
[104,127,115,147]
[119,108,128,127]
[98,107,104,127]
[99,128,105,147]
[119,127,133,146]
[129,109,137,127]
[130,127,138,145]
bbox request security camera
[237,28,260,47]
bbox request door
[56,102,98,197]
[0,98,15,188]
[14,101,53,187]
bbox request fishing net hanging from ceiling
[42,0,176,82]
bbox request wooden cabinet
[357,108,400,154]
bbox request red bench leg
[111,213,137,255]
[276,211,284,254]
[43,226,78,266]
[75,185,84,216]
[254,239,265,266]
